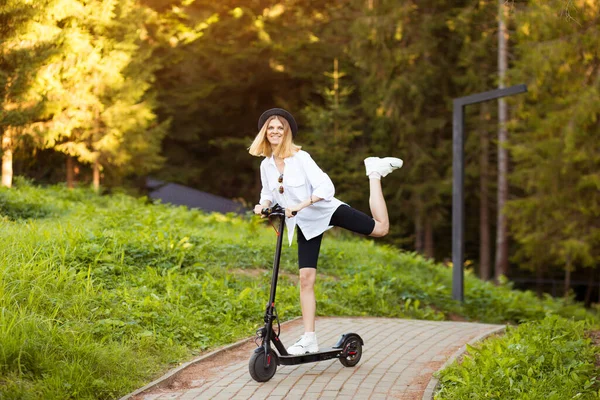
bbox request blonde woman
[249,108,402,355]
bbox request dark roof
[147,178,246,215]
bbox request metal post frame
[452,84,527,302]
[452,102,465,302]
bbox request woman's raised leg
[368,177,390,237]
[364,156,403,237]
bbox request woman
[249,108,402,355]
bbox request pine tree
[89,0,168,187]
[302,58,365,206]
[148,0,347,199]
[507,0,600,295]
[39,0,167,190]
[452,0,501,280]
[0,0,57,187]
[349,0,466,253]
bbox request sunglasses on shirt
[278,174,284,194]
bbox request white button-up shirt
[259,150,344,245]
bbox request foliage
[0,0,59,187]
[4,0,599,288]
[301,59,366,208]
[506,0,600,273]
[145,0,347,199]
[3,0,600,394]
[435,315,600,399]
[348,0,461,251]
[1,0,167,188]
[0,184,598,398]
[41,0,167,183]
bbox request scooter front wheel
[249,349,277,382]
[339,338,362,367]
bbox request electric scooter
[248,204,364,382]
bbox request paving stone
[128,317,502,400]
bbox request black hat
[258,108,298,138]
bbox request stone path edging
[119,318,301,400]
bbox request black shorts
[297,205,375,269]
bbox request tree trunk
[536,264,544,298]
[479,106,491,280]
[584,268,594,308]
[424,216,434,259]
[92,159,100,192]
[598,270,600,304]
[333,58,339,141]
[1,129,13,188]
[564,263,571,299]
[92,104,101,192]
[66,156,75,189]
[415,200,423,253]
[495,0,509,282]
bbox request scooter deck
[278,347,342,366]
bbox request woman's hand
[253,204,266,218]
[285,203,303,218]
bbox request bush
[435,315,600,399]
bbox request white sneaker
[287,334,319,355]
[364,157,404,177]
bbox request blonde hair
[248,115,301,158]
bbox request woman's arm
[299,151,335,201]
[299,194,323,209]
[285,194,322,217]
[259,162,274,204]
[284,152,334,218]
[255,161,274,216]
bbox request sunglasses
[278,174,284,194]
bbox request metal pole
[452,84,527,302]
[452,101,465,301]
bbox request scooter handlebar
[261,205,296,217]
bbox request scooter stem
[262,213,286,367]
[268,215,286,310]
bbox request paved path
[128,317,503,400]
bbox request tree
[452,0,500,280]
[507,0,600,297]
[495,0,510,281]
[302,58,365,207]
[39,0,167,190]
[0,0,58,188]
[148,0,347,200]
[349,0,467,254]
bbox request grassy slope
[0,182,597,399]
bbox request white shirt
[259,150,344,245]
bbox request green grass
[435,315,599,399]
[0,180,598,399]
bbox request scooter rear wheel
[249,349,277,382]
[339,339,362,367]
